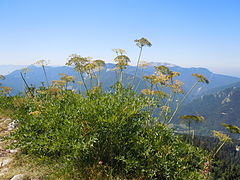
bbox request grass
[2,154,64,180]
[2,154,133,180]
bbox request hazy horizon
[0,62,240,78]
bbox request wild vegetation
[183,134,240,179]
[0,38,236,179]
[178,86,240,139]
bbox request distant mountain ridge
[1,63,240,98]
[0,65,26,75]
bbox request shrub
[9,86,206,179]
[4,38,210,179]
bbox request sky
[0,0,240,76]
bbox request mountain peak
[148,62,177,68]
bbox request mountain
[1,63,240,97]
[0,65,26,75]
[177,85,240,138]
[125,63,240,98]
[0,64,140,95]
[171,67,239,97]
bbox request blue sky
[0,0,240,76]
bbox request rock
[8,120,18,131]
[9,149,18,153]
[6,149,18,154]
[11,174,28,180]
[0,157,13,167]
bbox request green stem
[137,68,149,91]
[132,47,143,87]
[65,82,68,90]
[90,75,93,89]
[188,121,191,144]
[97,69,101,87]
[79,72,88,94]
[168,81,199,124]
[192,129,195,144]
[20,72,34,97]
[213,141,227,158]
[119,69,123,84]
[42,65,49,87]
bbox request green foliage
[7,86,206,179]
[185,135,240,179]
[0,95,14,117]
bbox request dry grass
[1,154,66,179]
[0,117,62,179]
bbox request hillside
[177,86,240,138]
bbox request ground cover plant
[0,38,230,179]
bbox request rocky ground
[0,118,40,180]
[0,116,72,180]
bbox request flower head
[93,60,105,70]
[141,89,155,95]
[179,115,205,122]
[34,59,49,66]
[212,130,231,142]
[192,73,209,84]
[155,65,170,75]
[51,80,67,87]
[114,55,130,70]
[222,123,240,134]
[134,37,152,48]
[112,48,126,55]
[66,54,91,72]
[21,67,30,75]
[59,73,75,83]
[29,111,41,116]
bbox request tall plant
[92,60,105,87]
[202,131,231,179]
[59,73,75,90]
[132,37,152,86]
[34,60,50,87]
[168,73,209,123]
[112,49,130,84]
[20,68,31,94]
[179,115,205,144]
[66,54,90,93]
[20,68,34,97]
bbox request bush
[9,86,206,179]
[4,39,211,179]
